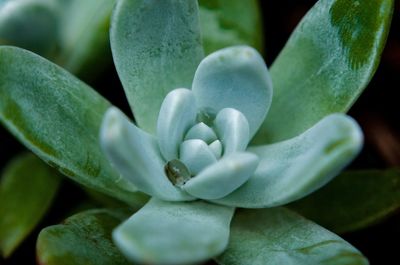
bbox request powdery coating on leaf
[113,198,234,265]
[0,47,142,205]
[111,0,204,134]
[253,0,393,144]
[215,208,368,265]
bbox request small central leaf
[165,159,192,187]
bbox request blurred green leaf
[111,0,204,134]
[253,0,394,144]
[37,209,131,265]
[0,46,146,206]
[55,0,115,78]
[215,207,368,265]
[199,0,263,54]
[0,153,60,258]
[0,0,60,56]
[289,169,400,234]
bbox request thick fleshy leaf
[55,0,115,77]
[215,207,368,265]
[214,108,249,156]
[114,198,234,265]
[0,0,59,56]
[290,169,400,234]
[184,152,259,200]
[192,46,273,137]
[100,107,192,201]
[215,114,363,208]
[179,139,217,175]
[0,46,141,204]
[111,0,204,133]
[157,89,197,161]
[253,0,394,144]
[37,209,130,265]
[0,153,60,257]
[199,0,263,54]
[185,122,217,144]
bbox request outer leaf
[0,46,145,205]
[113,198,234,265]
[0,153,60,258]
[215,207,368,265]
[111,0,204,133]
[289,169,400,234]
[215,114,362,208]
[55,0,115,77]
[253,0,394,144]
[37,209,131,265]
[198,0,263,54]
[0,0,59,56]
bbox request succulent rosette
[0,0,393,264]
[100,44,362,263]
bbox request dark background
[1,0,400,264]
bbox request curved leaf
[111,0,204,133]
[192,46,273,137]
[0,46,144,205]
[0,153,60,258]
[290,169,400,234]
[37,209,131,265]
[253,0,394,144]
[215,207,368,265]
[100,107,192,201]
[113,198,234,265]
[215,114,362,208]
[199,0,263,54]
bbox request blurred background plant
[0,0,399,264]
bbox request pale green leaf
[199,0,263,54]
[0,46,145,205]
[111,0,204,133]
[100,107,193,201]
[290,169,400,234]
[215,114,362,208]
[113,198,234,265]
[192,46,272,137]
[0,153,60,258]
[157,89,197,161]
[215,207,368,265]
[253,0,394,144]
[37,209,131,265]
[183,152,258,200]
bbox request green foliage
[37,209,131,265]
[253,0,394,144]
[290,169,400,234]
[0,153,60,257]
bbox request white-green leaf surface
[111,0,204,133]
[192,46,272,137]
[253,0,394,144]
[114,198,234,265]
[0,47,144,205]
[215,208,368,265]
[100,107,192,201]
[215,114,363,208]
